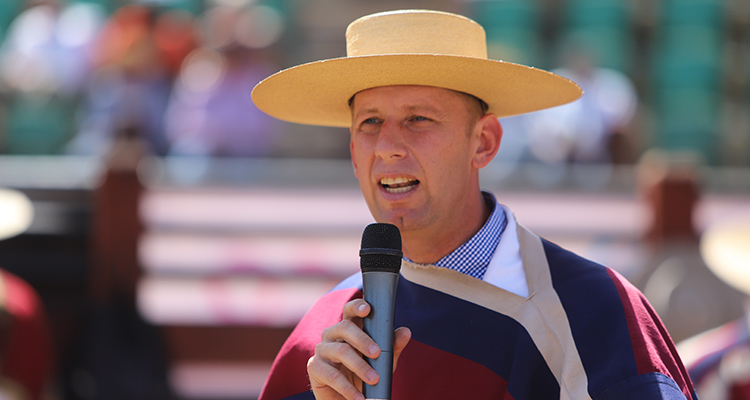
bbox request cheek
[351,142,374,187]
[429,144,473,189]
[350,140,367,176]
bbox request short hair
[463,92,489,118]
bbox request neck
[402,191,491,264]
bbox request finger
[308,354,366,400]
[322,319,381,360]
[343,298,370,320]
[313,341,380,386]
[392,326,412,372]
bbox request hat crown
[346,10,487,59]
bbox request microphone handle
[361,271,399,400]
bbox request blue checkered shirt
[406,192,507,280]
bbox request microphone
[359,223,402,400]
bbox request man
[252,9,697,400]
[0,188,55,400]
[677,215,750,399]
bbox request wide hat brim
[0,188,33,241]
[701,214,750,295]
[251,53,583,128]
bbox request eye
[357,117,381,133]
[410,115,430,123]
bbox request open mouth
[380,177,420,194]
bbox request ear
[350,128,359,178]
[471,114,503,169]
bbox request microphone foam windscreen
[360,223,402,273]
[361,223,401,251]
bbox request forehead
[351,85,470,113]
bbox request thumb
[392,326,412,372]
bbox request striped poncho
[259,222,697,400]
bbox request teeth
[380,177,415,186]
[385,185,415,194]
[380,177,418,194]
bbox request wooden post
[90,125,146,305]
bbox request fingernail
[367,370,378,383]
[358,303,367,312]
[369,344,379,355]
[355,394,365,400]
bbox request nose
[374,120,407,160]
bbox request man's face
[349,85,488,239]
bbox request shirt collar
[405,191,507,280]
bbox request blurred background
[0,0,748,399]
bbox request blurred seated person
[164,3,282,157]
[67,4,197,156]
[0,2,103,155]
[524,36,638,166]
[678,214,750,400]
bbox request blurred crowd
[0,0,747,171]
[0,0,643,169]
[0,0,284,158]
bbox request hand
[307,298,411,400]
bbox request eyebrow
[354,107,380,116]
[400,104,449,121]
[403,104,443,115]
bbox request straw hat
[251,9,582,128]
[700,214,750,295]
[0,189,33,241]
